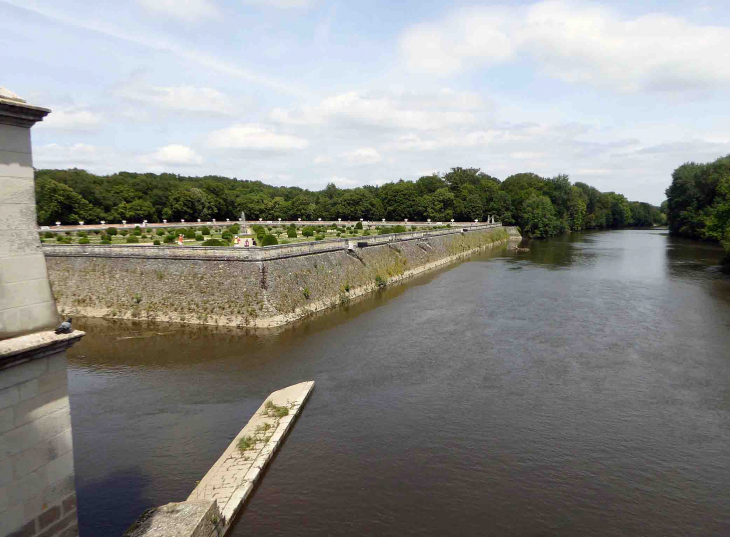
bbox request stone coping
[0,99,51,127]
[188,381,315,533]
[0,330,85,367]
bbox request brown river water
[66,229,730,536]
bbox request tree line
[35,167,665,238]
[665,154,730,265]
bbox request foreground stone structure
[125,381,314,537]
[45,225,520,328]
[0,88,83,537]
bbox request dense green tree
[520,195,560,238]
[33,167,662,237]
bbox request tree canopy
[665,154,730,264]
[34,167,664,237]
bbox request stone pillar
[0,88,58,339]
[0,88,83,537]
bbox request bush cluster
[261,234,278,246]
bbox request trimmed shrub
[78,238,90,244]
[156,229,166,236]
[78,231,88,238]
[153,239,161,245]
[302,227,314,237]
[100,240,111,245]
[287,228,297,238]
[164,235,175,243]
[183,228,195,239]
[44,231,53,238]
[56,235,64,242]
[355,221,363,229]
[101,233,110,242]
[228,224,240,234]
[126,235,139,243]
[222,231,232,240]
[195,234,204,241]
[363,230,371,236]
[201,226,211,236]
[135,225,141,231]
[202,238,225,246]
[106,227,118,236]
[261,234,278,246]
[133,229,142,236]
[314,235,324,241]
[121,229,129,236]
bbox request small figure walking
[178,234,184,246]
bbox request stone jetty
[125,381,315,537]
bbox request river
[66,229,730,536]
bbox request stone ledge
[123,500,222,537]
[0,331,84,369]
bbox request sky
[3,0,730,204]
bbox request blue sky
[3,0,730,204]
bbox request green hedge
[261,234,278,246]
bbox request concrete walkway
[188,381,314,532]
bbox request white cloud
[242,0,312,8]
[510,151,549,160]
[33,143,120,171]
[118,84,239,115]
[207,124,308,150]
[40,108,102,130]
[313,156,332,164]
[324,175,359,187]
[271,90,484,130]
[136,0,219,21]
[342,147,382,165]
[400,1,730,92]
[140,145,203,166]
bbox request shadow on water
[76,467,152,537]
[67,229,730,537]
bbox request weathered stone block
[37,504,60,529]
[0,358,47,392]
[11,428,73,480]
[13,387,69,427]
[0,124,31,154]
[5,518,34,537]
[0,386,19,410]
[124,500,222,537]
[35,510,75,537]
[45,451,74,486]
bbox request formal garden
[39,221,455,247]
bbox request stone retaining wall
[44,226,520,328]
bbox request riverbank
[45,225,520,328]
